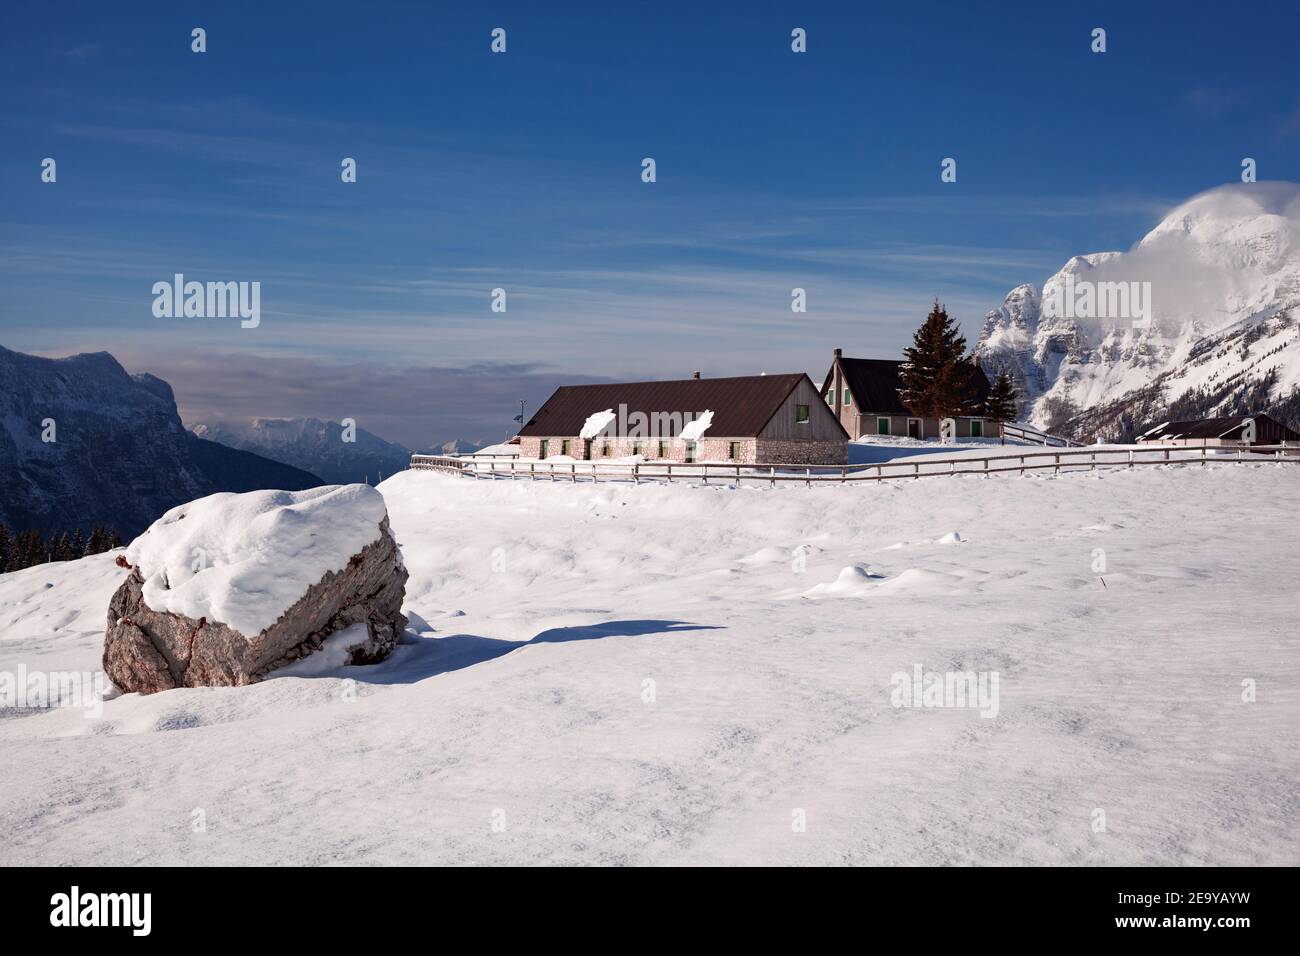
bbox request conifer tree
[984,371,1018,423]
[0,524,11,573]
[898,301,980,420]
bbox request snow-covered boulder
[103,485,407,694]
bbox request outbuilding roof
[822,357,991,415]
[1138,414,1300,442]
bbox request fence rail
[1000,422,1084,447]
[410,444,1299,486]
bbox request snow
[468,442,518,457]
[679,409,714,441]
[2,462,1298,865]
[975,182,1300,430]
[579,409,616,440]
[125,485,389,637]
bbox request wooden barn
[516,372,849,465]
[820,348,993,440]
[1136,414,1300,448]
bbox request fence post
[1019,455,1025,476]
[1054,453,1060,475]
[1128,450,1134,469]
[770,465,776,488]
[633,463,639,485]
[806,466,811,488]
[841,465,846,484]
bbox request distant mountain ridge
[190,418,413,485]
[0,347,322,538]
[975,183,1300,440]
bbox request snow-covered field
[1,461,1296,865]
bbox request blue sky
[2,0,1299,447]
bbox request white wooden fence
[410,444,1299,486]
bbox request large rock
[103,485,407,693]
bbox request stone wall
[519,435,844,465]
[755,438,848,465]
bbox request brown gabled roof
[821,357,991,416]
[518,373,842,439]
[1138,414,1300,442]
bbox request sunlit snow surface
[1,460,1296,865]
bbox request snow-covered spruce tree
[984,372,1017,423]
[898,300,979,419]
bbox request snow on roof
[126,485,389,638]
[579,409,616,439]
[679,409,714,441]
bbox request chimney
[691,371,700,379]
[832,348,842,420]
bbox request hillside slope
[1,463,1295,865]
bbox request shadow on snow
[297,619,721,685]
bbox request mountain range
[189,418,413,485]
[0,347,321,538]
[975,182,1300,440]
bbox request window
[795,404,810,424]
[685,441,697,464]
[602,441,612,457]
[843,389,851,407]
[877,418,890,436]
[657,440,667,459]
[826,391,834,405]
[970,420,983,438]
[540,439,549,458]
[561,439,571,456]
[633,440,644,457]
[728,441,741,460]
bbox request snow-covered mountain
[975,182,1300,439]
[190,418,412,485]
[0,347,321,537]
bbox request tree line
[0,524,123,574]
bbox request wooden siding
[758,376,847,440]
